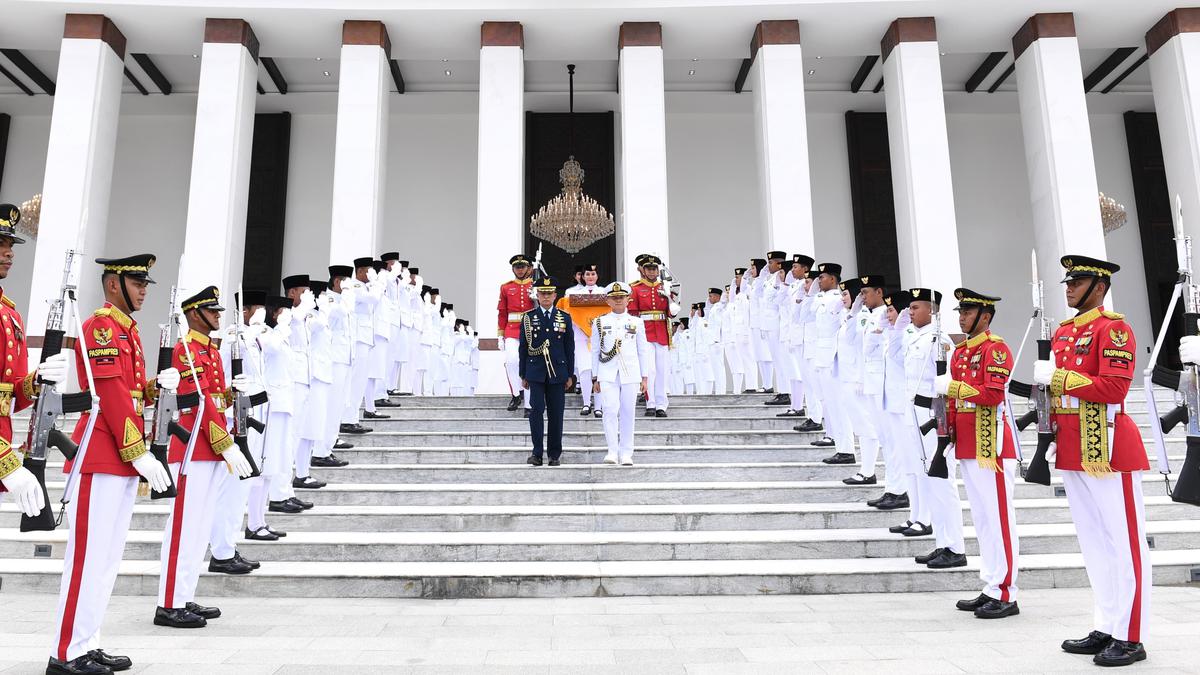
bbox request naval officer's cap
[606,281,631,297]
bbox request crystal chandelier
[18,193,40,239]
[1099,191,1127,235]
[529,64,615,255]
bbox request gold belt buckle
[0,394,11,417]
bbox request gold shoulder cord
[523,313,555,378]
[597,318,623,364]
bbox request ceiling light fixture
[808,69,815,75]
[444,69,452,76]
[191,54,198,59]
[688,69,695,76]
[815,55,822,60]
[322,71,330,77]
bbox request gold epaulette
[94,308,111,317]
[988,334,1005,343]
[954,339,967,349]
[631,279,647,287]
[0,295,14,309]
[1102,310,1125,320]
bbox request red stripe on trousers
[1121,472,1144,642]
[56,473,93,660]
[162,473,189,608]
[994,466,1014,603]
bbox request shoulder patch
[0,295,14,309]
[631,279,646,287]
[122,418,141,447]
[988,334,1005,343]
[1102,310,1125,320]
[1058,317,1074,327]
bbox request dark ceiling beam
[733,57,751,93]
[389,58,405,94]
[965,51,1006,93]
[872,77,883,94]
[850,55,878,93]
[1083,47,1138,92]
[0,62,33,96]
[261,56,287,94]
[986,63,1015,93]
[0,49,54,95]
[1100,54,1148,94]
[256,81,265,95]
[131,53,171,95]
[123,67,148,95]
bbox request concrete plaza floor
[0,587,1196,673]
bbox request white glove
[36,352,68,386]
[1045,440,1057,464]
[156,367,181,392]
[366,267,379,283]
[1181,335,1200,365]
[221,446,254,478]
[399,266,409,280]
[0,465,45,517]
[345,279,364,292]
[248,307,266,326]
[131,453,172,493]
[934,373,953,396]
[276,307,293,326]
[297,289,317,314]
[230,373,264,396]
[1033,359,1056,385]
[894,308,912,329]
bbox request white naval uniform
[259,318,296,506]
[591,311,652,463]
[810,288,851,453]
[729,282,757,392]
[903,320,965,554]
[297,305,332,477]
[344,283,380,418]
[705,299,728,394]
[210,325,266,561]
[321,289,354,455]
[837,302,881,479]
[882,311,922,519]
[760,271,790,392]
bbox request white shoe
[603,455,617,464]
[620,458,634,466]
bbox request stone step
[334,430,826,447]
[4,520,1197,563]
[1,549,1197,598]
[7,497,1194,533]
[344,416,809,432]
[301,462,894,483]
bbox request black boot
[1093,639,1146,666]
[87,650,131,672]
[153,606,207,628]
[1061,631,1113,655]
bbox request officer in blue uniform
[519,277,575,466]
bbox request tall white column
[28,14,125,336]
[328,20,391,267]
[880,18,962,299]
[618,22,670,281]
[749,20,815,256]
[1148,9,1200,250]
[474,21,524,336]
[1013,13,1107,319]
[178,19,259,297]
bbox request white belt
[507,312,524,322]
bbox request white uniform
[837,301,882,479]
[591,310,652,463]
[297,303,332,477]
[746,271,773,388]
[565,283,604,409]
[760,271,790,392]
[344,284,380,418]
[883,310,922,518]
[810,287,851,453]
[705,299,728,394]
[321,288,354,455]
[796,280,823,424]
[260,317,296,505]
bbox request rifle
[144,284,197,499]
[1006,250,1056,486]
[19,250,95,531]
[924,308,953,479]
[229,285,266,479]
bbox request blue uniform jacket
[518,306,575,384]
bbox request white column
[28,14,125,333]
[178,19,258,297]
[880,18,962,300]
[1148,9,1200,250]
[749,20,815,255]
[328,20,391,266]
[618,22,670,281]
[474,21,524,333]
[1013,13,1107,318]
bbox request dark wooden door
[845,111,901,289]
[524,111,617,292]
[242,112,291,293]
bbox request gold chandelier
[1099,191,1127,235]
[529,64,615,255]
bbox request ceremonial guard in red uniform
[497,254,535,413]
[156,285,253,629]
[1032,256,1150,667]
[934,288,1020,620]
[627,254,675,417]
[49,254,172,675]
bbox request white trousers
[766,328,789,392]
[600,381,638,462]
[787,345,805,412]
[814,366,852,454]
[845,388,881,478]
[264,410,294,502]
[51,473,138,661]
[159,460,223,609]
[344,343,373,423]
[798,354,823,423]
[322,361,352,453]
[910,407,965,553]
[875,405,903,495]
[1063,470,1151,642]
[712,343,727,394]
[503,337,531,408]
[209,468,253,560]
[885,412,920,520]
[296,379,331,478]
[645,342,670,411]
[961,458,1019,601]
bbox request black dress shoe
[762,388,774,394]
[207,556,253,575]
[889,520,915,534]
[1062,631,1113,655]
[268,500,303,513]
[974,599,1019,619]
[387,389,403,396]
[594,409,603,418]
[310,455,342,468]
[184,601,222,619]
[362,410,391,419]
[548,458,561,466]
[764,393,791,406]
[87,649,131,672]
[1094,639,1146,666]
[46,655,112,674]
[956,593,991,612]
[915,548,944,564]
[822,452,855,465]
[333,439,354,449]
[644,408,656,417]
[287,497,314,510]
[506,395,521,411]
[795,420,824,433]
[233,551,260,570]
[523,408,530,418]
[874,493,910,511]
[292,476,327,489]
[926,549,968,569]
[154,606,207,628]
[374,398,401,408]
[869,492,898,507]
[527,455,543,466]
[742,389,758,394]
[245,526,279,541]
[811,436,835,447]
[580,406,593,416]
[265,525,288,538]
[843,473,876,485]
[340,423,372,434]
[901,522,933,537]
[328,453,350,466]
[776,409,804,417]
[655,409,668,418]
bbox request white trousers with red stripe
[1063,470,1152,643]
[51,473,138,661]
[961,458,1019,601]
[158,461,223,609]
[209,468,253,561]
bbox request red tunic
[1048,306,1147,473]
[167,329,233,463]
[627,280,673,347]
[945,331,1016,462]
[496,278,534,339]
[0,290,38,489]
[67,303,149,477]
